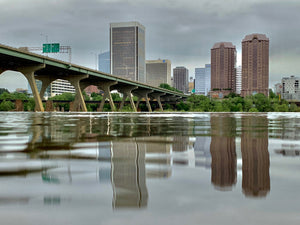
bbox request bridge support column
[98,81,118,112]
[118,86,138,112]
[17,64,45,112]
[150,93,165,111]
[133,90,153,112]
[35,75,57,100]
[67,74,89,112]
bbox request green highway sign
[43,43,60,53]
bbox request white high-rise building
[281,75,300,100]
[195,64,211,95]
[236,66,242,94]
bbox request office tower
[98,51,110,74]
[236,66,242,94]
[146,59,171,87]
[110,22,146,83]
[241,33,269,97]
[211,42,236,97]
[195,68,205,95]
[173,66,189,93]
[195,64,211,95]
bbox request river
[0,112,299,225]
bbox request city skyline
[0,0,299,91]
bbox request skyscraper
[195,64,211,95]
[236,65,242,94]
[173,66,189,93]
[110,22,146,83]
[241,33,269,97]
[195,68,205,95]
[98,51,110,74]
[146,59,171,87]
[211,42,236,97]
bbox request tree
[289,103,298,112]
[0,88,9,95]
[249,107,259,112]
[252,93,272,112]
[176,101,189,111]
[269,89,277,99]
[0,100,15,111]
[159,83,183,93]
[49,92,75,101]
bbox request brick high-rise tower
[241,33,269,97]
[211,42,236,96]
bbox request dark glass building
[173,66,189,93]
[110,22,146,83]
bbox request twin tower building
[211,33,269,97]
[109,21,269,97]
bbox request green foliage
[163,103,172,110]
[0,92,29,100]
[176,101,189,111]
[159,83,183,93]
[49,93,75,111]
[248,107,259,112]
[91,93,103,101]
[111,93,122,101]
[269,89,277,99]
[82,91,90,101]
[24,98,35,111]
[289,103,298,112]
[0,100,15,111]
[187,94,213,112]
[49,92,75,101]
[175,92,295,113]
[119,105,135,112]
[0,88,9,95]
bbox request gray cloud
[0,0,300,89]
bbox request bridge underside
[0,44,186,112]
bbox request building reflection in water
[274,144,300,156]
[210,115,237,190]
[110,140,148,208]
[22,113,272,207]
[109,137,173,208]
[194,136,211,168]
[241,116,270,197]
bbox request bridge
[0,44,187,112]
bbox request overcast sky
[0,0,300,91]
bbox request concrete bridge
[0,44,187,112]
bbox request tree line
[0,87,299,112]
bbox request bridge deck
[0,43,186,98]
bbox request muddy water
[0,112,299,225]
